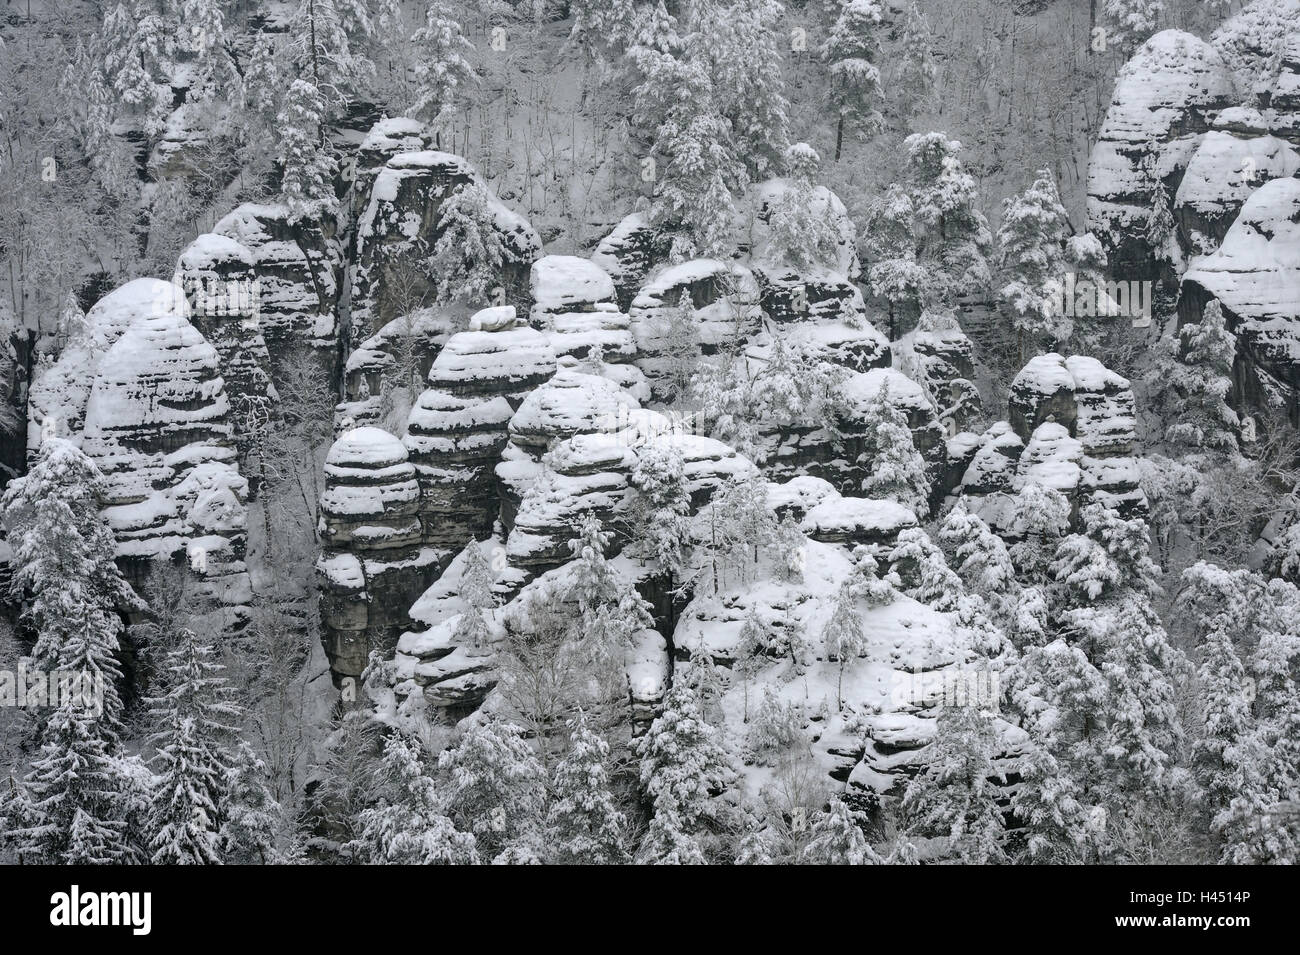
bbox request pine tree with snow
[631,35,742,260]
[903,131,993,307]
[1007,482,1072,588]
[629,441,693,583]
[888,527,964,612]
[354,731,478,864]
[865,184,927,334]
[637,676,738,852]
[902,704,1008,864]
[894,2,937,120]
[1101,0,1164,54]
[694,0,791,179]
[428,181,507,305]
[438,719,546,861]
[997,169,1072,358]
[764,144,843,271]
[659,299,702,402]
[453,539,498,650]
[218,742,281,864]
[2,438,137,684]
[800,796,882,864]
[1165,300,1239,452]
[940,501,1018,630]
[277,78,338,224]
[547,713,630,864]
[858,380,931,517]
[639,803,709,864]
[823,580,867,711]
[145,629,242,865]
[745,687,805,765]
[1192,624,1254,816]
[287,0,378,110]
[822,0,885,161]
[1009,740,1093,863]
[408,3,477,138]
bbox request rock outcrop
[316,427,442,686]
[403,310,557,550]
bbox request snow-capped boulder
[28,278,186,460]
[591,213,671,311]
[337,306,461,430]
[317,427,442,686]
[1086,30,1238,279]
[800,496,918,551]
[1174,131,1299,250]
[1008,354,1143,514]
[349,117,435,214]
[529,255,636,364]
[81,305,252,623]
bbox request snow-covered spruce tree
[354,731,479,864]
[630,31,742,261]
[902,703,1009,864]
[145,630,243,864]
[636,676,739,862]
[864,184,926,335]
[547,712,630,864]
[659,300,702,402]
[565,515,655,704]
[735,609,775,722]
[745,687,806,766]
[277,78,338,224]
[822,580,867,711]
[940,501,1018,631]
[408,2,477,140]
[997,168,1072,359]
[1008,739,1093,863]
[1164,300,1239,452]
[693,0,791,180]
[704,471,778,589]
[1007,482,1072,589]
[218,742,282,864]
[453,539,498,651]
[1100,0,1164,54]
[628,441,693,585]
[858,380,931,517]
[438,718,547,862]
[1192,623,1254,819]
[1049,505,1188,827]
[821,0,885,161]
[800,797,882,864]
[887,527,964,612]
[903,131,993,307]
[893,2,937,120]
[2,438,138,680]
[764,143,843,271]
[428,181,507,306]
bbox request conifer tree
[408,3,477,137]
[453,539,498,650]
[547,713,630,864]
[800,797,882,864]
[859,380,931,517]
[278,78,338,224]
[902,704,1008,863]
[997,169,1072,357]
[354,731,478,864]
[822,0,885,161]
[1165,300,1239,452]
[428,181,507,305]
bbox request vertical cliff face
[1086,30,1238,281]
[213,202,343,386]
[175,233,278,459]
[316,426,442,687]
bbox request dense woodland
[0,0,1298,865]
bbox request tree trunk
[835,115,844,162]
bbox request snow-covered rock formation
[317,427,442,686]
